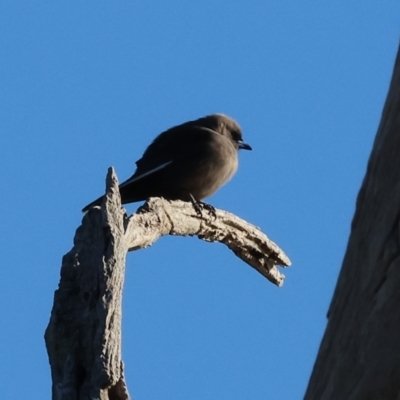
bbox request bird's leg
[189,194,202,216]
[189,194,217,219]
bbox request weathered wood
[45,168,291,399]
[45,170,130,400]
[304,46,400,399]
[125,198,291,286]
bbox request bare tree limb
[45,167,291,399]
[125,198,291,286]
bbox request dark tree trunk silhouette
[305,45,400,399]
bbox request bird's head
[201,113,252,151]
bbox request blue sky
[1,2,399,399]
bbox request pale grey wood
[304,46,400,399]
[125,198,291,286]
[45,169,130,400]
[45,167,291,399]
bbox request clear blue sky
[1,2,399,399]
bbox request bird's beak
[238,140,252,151]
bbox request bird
[82,113,251,213]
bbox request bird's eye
[232,131,241,142]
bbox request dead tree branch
[45,168,291,399]
[126,197,291,286]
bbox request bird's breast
[188,139,239,200]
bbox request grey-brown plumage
[82,114,251,212]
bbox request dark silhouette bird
[82,113,251,212]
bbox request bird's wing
[134,125,217,174]
[119,160,173,187]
